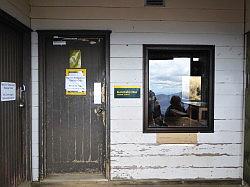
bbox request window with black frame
[143,45,214,133]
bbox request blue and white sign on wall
[1,82,16,102]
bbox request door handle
[19,84,26,108]
[247,72,250,88]
[95,107,105,115]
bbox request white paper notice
[1,82,16,101]
[94,82,102,104]
[65,75,86,92]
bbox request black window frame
[143,44,215,133]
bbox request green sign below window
[114,86,141,98]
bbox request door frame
[244,31,250,184]
[38,30,111,180]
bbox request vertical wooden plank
[75,76,85,163]
[0,30,3,186]
[51,45,63,169]
[10,32,14,186]
[45,38,53,173]
[13,32,17,185]
[60,73,68,165]
[82,45,91,167]
[0,32,2,185]
[6,30,10,186]
[46,42,54,169]
[22,31,31,182]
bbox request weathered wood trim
[110,143,243,157]
[245,0,250,32]
[110,179,243,185]
[22,30,32,182]
[244,31,250,184]
[31,20,244,34]
[30,6,243,23]
[30,0,244,10]
[38,32,46,180]
[105,31,111,180]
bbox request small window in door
[143,45,215,133]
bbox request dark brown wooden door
[45,36,106,174]
[244,32,250,184]
[0,22,24,186]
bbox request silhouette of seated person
[148,90,163,126]
[164,95,187,118]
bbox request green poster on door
[69,50,81,68]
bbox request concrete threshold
[38,173,107,183]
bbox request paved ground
[28,174,249,187]
[31,181,249,187]
[31,184,248,187]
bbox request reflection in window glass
[148,54,209,129]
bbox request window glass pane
[148,51,209,129]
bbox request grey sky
[149,58,190,95]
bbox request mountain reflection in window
[148,57,208,128]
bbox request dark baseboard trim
[110,179,243,185]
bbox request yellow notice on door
[65,69,86,95]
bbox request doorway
[0,10,31,187]
[39,31,111,179]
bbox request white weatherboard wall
[30,0,245,180]
[0,0,30,27]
